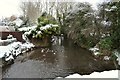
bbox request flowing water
[2,36,117,78]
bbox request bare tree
[20,0,74,26]
[20,1,42,24]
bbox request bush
[26,13,60,39]
[86,37,96,48]
[99,37,113,50]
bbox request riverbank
[0,34,34,67]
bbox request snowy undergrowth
[89,47,111,61]
[89,47,120,65]
[0,35,34,61]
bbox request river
[2,36,118,78]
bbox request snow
[89,48,110,60]
[0,41,34,61]
[118,55,120,65]
[101,34,106,38]
[113,50,120,65]
[18,24,59,39]
[18,26,37,32]
[24,31,32,35]
[40,24,58,31]
[0,38,17,43]
[105,8,112,11]
[105,6,117,12]
[40,24,52,30]
[111,6,117,9]
[37,31,42,34]
[5,55,14,61]
[89,48,99,52]
[94,52,100,55]
[65,70,118,78]
[7,34,13,39]
[89,47,101,56]
[18,24,58,32]
[13,18,23,27]
[84,12,93,17]
[0,26,15,31]
[0,26,10,31]
[103,56,110,60]
[0,35,34,61]
[90,32,94,36]
[101,21,111,26]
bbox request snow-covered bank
[0,42,34,61]
[56,70,119,78]
[0,35,34,61]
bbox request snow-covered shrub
[0,35,34,62]
[23,13,60,39]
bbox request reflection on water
[3,36,117,78]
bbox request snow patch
[0,26,10,31]
[101,21,111,26]
[89,47,100,56]
[18,26,37,32]
[89,48,99,52]
[104,56,110,60]
[13,18,23,27]
[65,70,118,78]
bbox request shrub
[99,37,113,50]
[26,13,60,39]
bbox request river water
[2,36,117,78]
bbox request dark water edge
[2,37,120,78]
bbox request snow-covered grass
[0,35,34,61]
[55,70,118,78]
